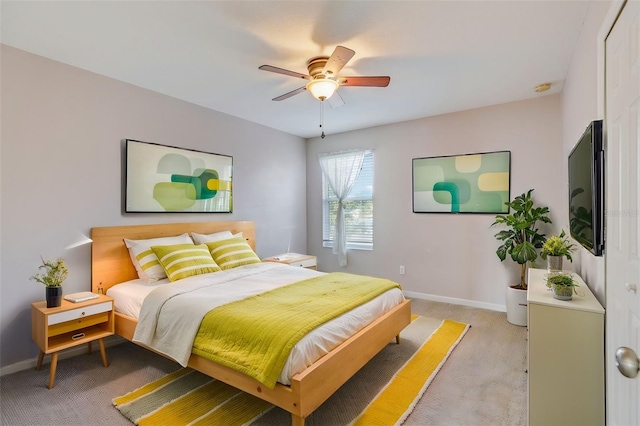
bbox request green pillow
[205,237,261,270]
[151,244,221,282]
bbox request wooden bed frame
[91,221,411,426]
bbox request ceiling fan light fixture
[306,79,339,101]
[534,82,551,93]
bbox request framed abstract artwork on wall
[412,150,511,214]
[125,139,233,213]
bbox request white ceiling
[1,1,590,139]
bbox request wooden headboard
[91,221,255,294]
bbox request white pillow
[191,231,243,244]
[124,233,193,282]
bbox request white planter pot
[506,286,527,326]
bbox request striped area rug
[113,316,469,425]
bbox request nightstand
[31,294,114,389]
[263,253,317,270]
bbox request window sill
[322,242,373,251]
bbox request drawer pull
[72,333,85,340]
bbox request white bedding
[107,277,169,318]
[107,262,405,385]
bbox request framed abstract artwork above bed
[412,150,511,214]
[125,139,232,213]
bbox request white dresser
[527,268,605,426]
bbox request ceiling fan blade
[328,91,345,109]
[272,86,307,101]
[338,76,390,87]
[322,46,355,76]
[259,65,311,80]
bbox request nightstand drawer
[48,302,112,325]
[48,312,109,337]
[289,258,317,268]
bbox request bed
[91,221,411,426]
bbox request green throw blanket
[192,272,401,388]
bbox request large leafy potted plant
[31,258,68,307]
[492,189,551,326]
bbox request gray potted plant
[545,272,579,300]
[540,230,576,271]
[491,189,552,326]
[31,258,68,307]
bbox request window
[322,151,373,250]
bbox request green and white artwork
[126,140,232,213]
[412,151,510,214]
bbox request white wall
[307,95,564,311]
[0,45,308,368]
[561,0,612,305]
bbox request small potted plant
[541,230,576,271]
[31,258,68,307]
[545,272,579,300]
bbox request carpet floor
[0,299,528,425]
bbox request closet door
[605,1,640,424]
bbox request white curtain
[318,150,366,267]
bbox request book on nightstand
[64,291,100,303]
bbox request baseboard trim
[1,335,126,377]
[403,290,506,313]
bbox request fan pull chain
[320,100,326,139]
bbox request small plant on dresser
[545,272,579,300]
[540,230,576,271]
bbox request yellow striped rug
[352,318,469,425]
[113,316,469,425]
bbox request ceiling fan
[259,46,390,108]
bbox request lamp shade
[65,233,93,249]
[306,79,339,101]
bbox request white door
[605,1,640,424]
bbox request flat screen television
[568,120,604,256]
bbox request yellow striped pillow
[205,237,261,270]
[151,244,221,282]
[124,233,193,282]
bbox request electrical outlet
[399,265,405,275]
